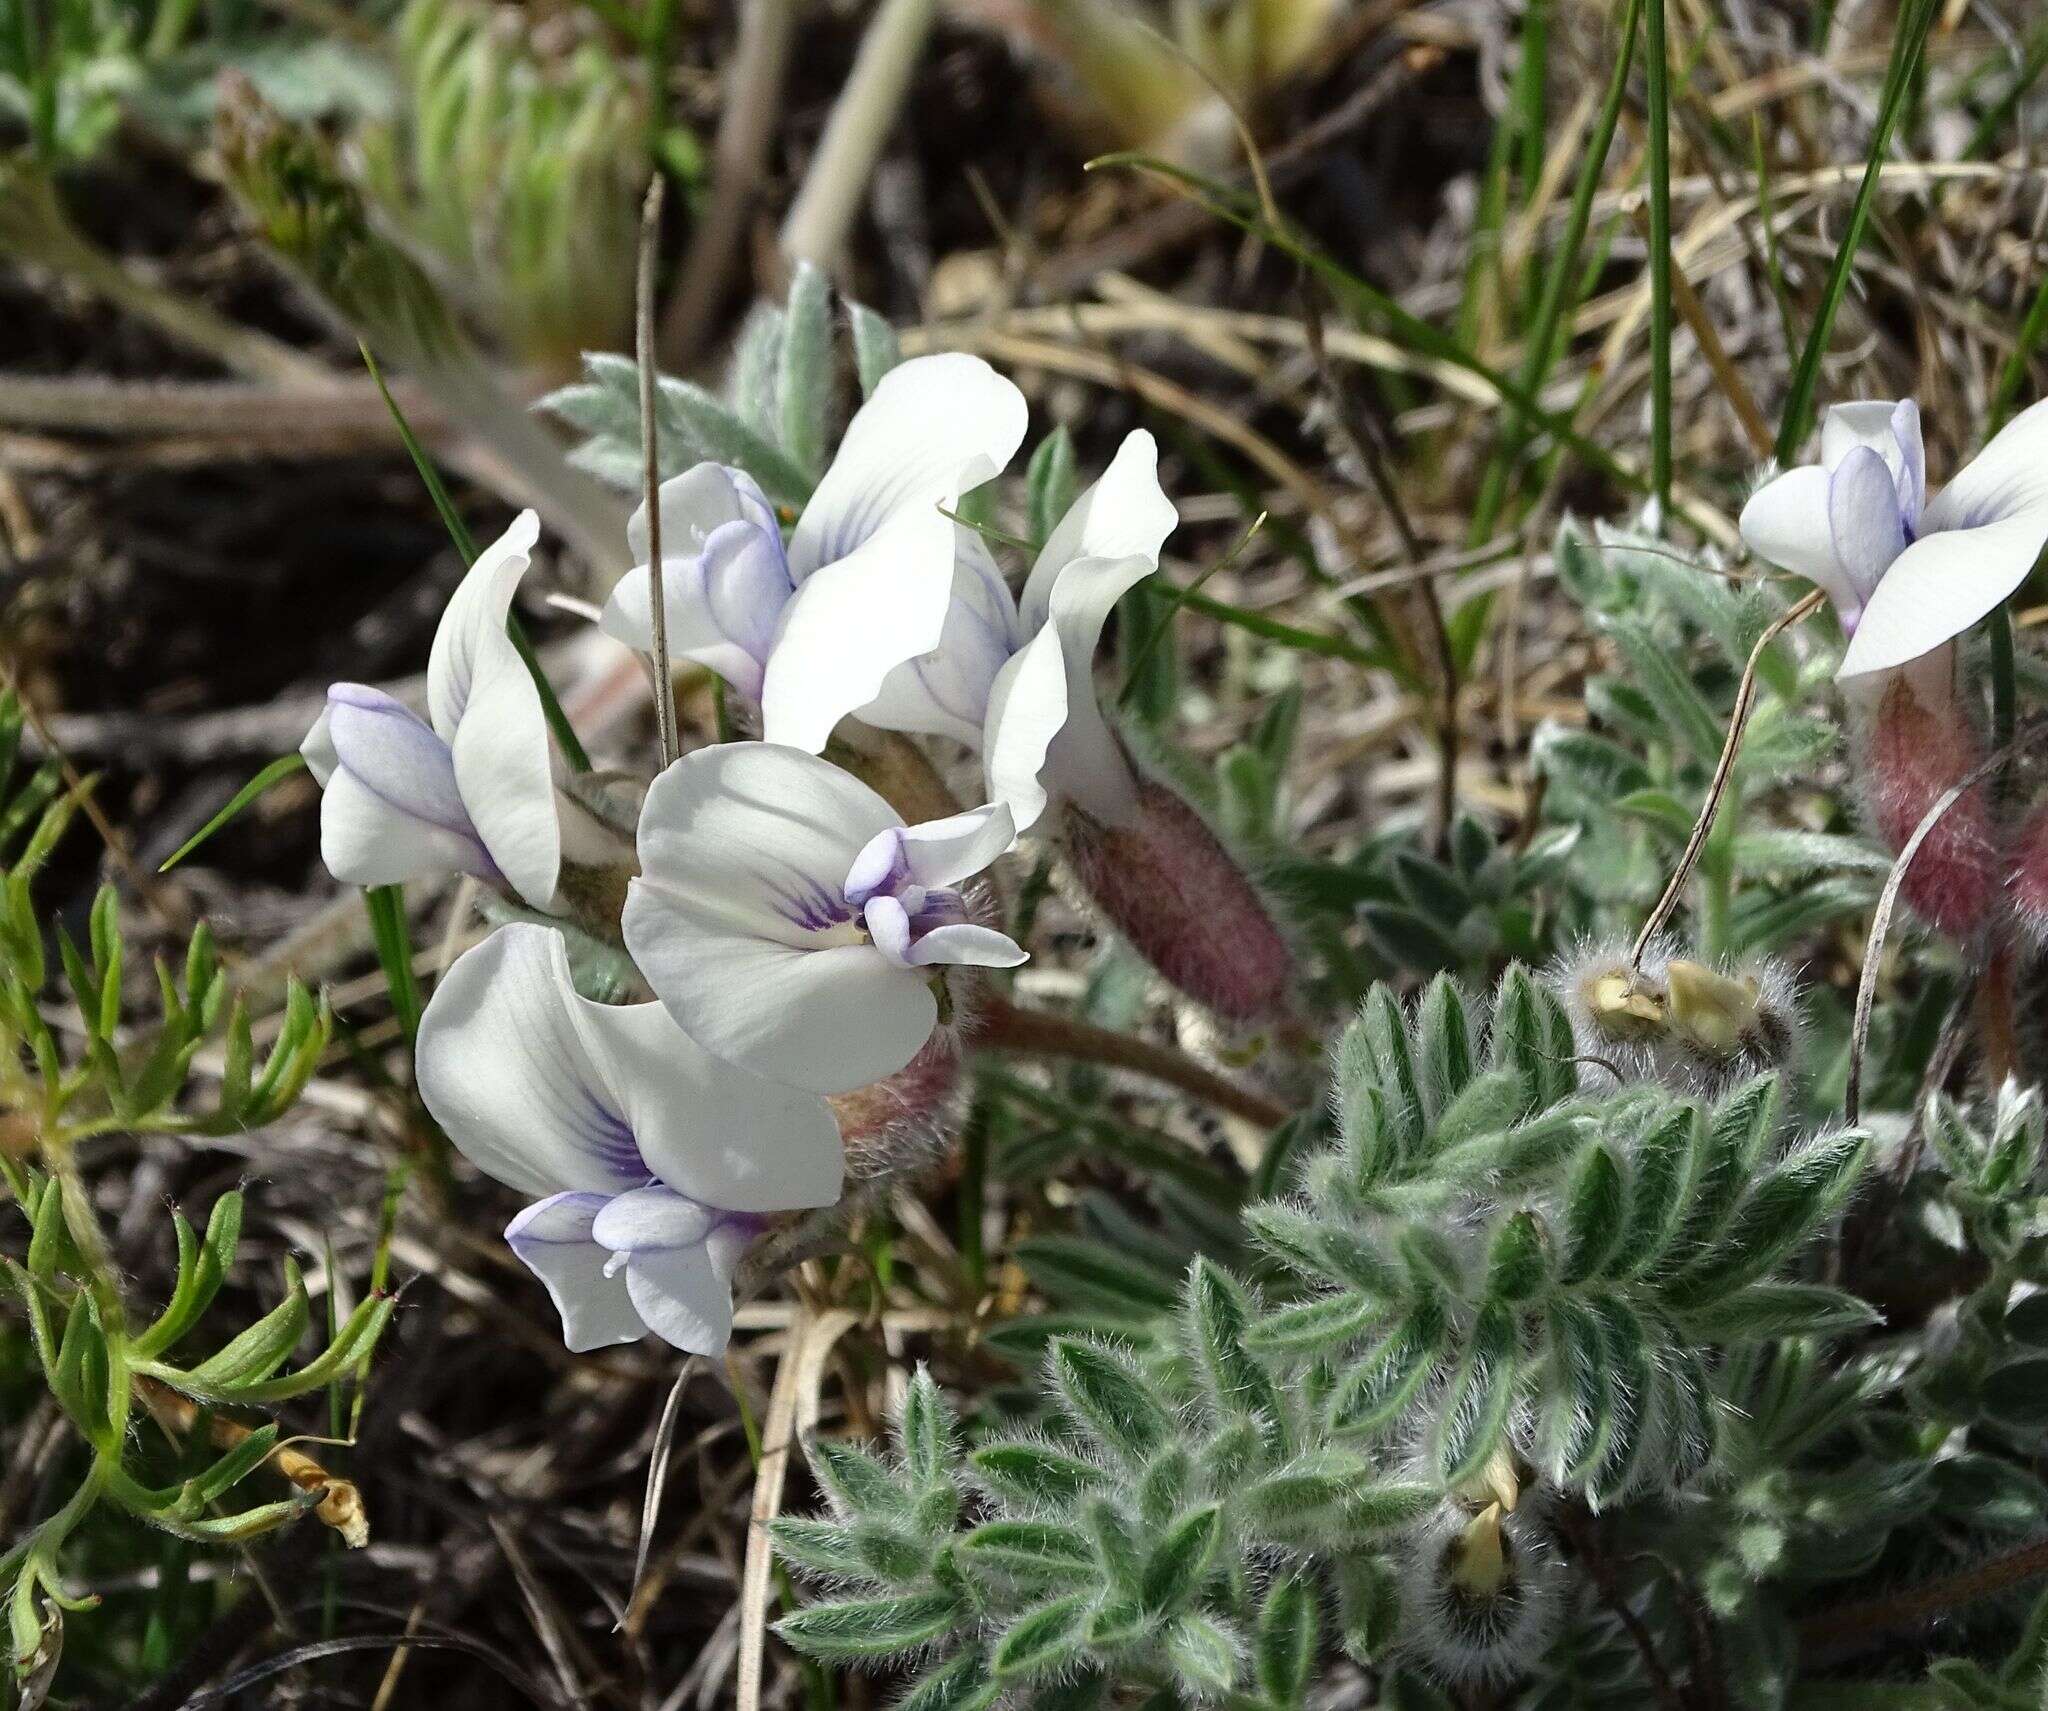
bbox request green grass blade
[360,345,592,773]
[1644,0,1673,520]
[1991,270,2048,435]
[363,885,423,1041]
[1773,0,1940,460]
[1469,0,1641,543]
[158,755,308,873]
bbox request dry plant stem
[1798,1534,2048,1653]
[660,0,799,366]
[1846,722,2046,1125]
[976,994,1290,1129]
[637,177,680,771]
[779,0,935,270]
[1629,590,1825,972]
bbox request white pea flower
[600,352,1028,748]
[1740,398,2048,677]
[417,924,842,1354]
[301,512,562,909]
[864,429,1179,830]
[623,742,1025,1095]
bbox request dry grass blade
[622,1359,700,1634]
[737,1309,860,1711]
[637,175,680,771]
[1630,590,1825,972]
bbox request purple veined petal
[905,921,1029,970]
[981,624,1070,833]
[786,353,1028,577]
[634,743,896,947]
[1826,446,1908,609]
[858,533,1024,747]
[310,686,502,889]
[1739,465,1874,626]
[505,1192,648,1352]
[417,925,653,1198]
[1021,430,1178,634]
[624,880,937,1094]
[623,1220,755,1356]
[427,510,540,740]
[574,979,844,1214]
[626,744,944,1094]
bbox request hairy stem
[1798,1535,2048,1653]
[975,995,1290,1129]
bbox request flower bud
[1057,777,1294,1025]
[1845,646,1998,941]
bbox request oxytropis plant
[769,967,1876,1705]
[289,267,1300,1369]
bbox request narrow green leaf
[159,755,309,872]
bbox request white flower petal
[634,743,897,940]
[1021,430,1178,632]
[451,626,562,910]
[1826,445,1907,605]
[301,706,338,787]
[857,534,1022,746]
[981,624,1069,833]
[604,467,791,700]
[506,1193,648,1352]
[590,1184,715,1252]
[623,887,937,1094]
[906,922,1028,969]
[1739,465,1836,581]
[582,984,844,1213]
[1920,398,2048,537]
[417,925,651,1198]
[863,894,914,965]
[897,803,1018,888]
[627,743,942,1093]
[1822,400,1906,469]
[316,770,495,890]
[427,510,541,739]
[1039,553,1157,822]
[623,1222,751,1355]
[1839,512,2048,678]
[786,354,1027,577]
[625,463,767,565]
[759,501,960,752]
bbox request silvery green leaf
[848,301,901,397]
[1050,1340,1171,1465]
[775,1590,962,1660]
[730,302,787,440]
[777,262,835,478]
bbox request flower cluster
[302,352,1291,1355]
[1739,399,2048,942]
